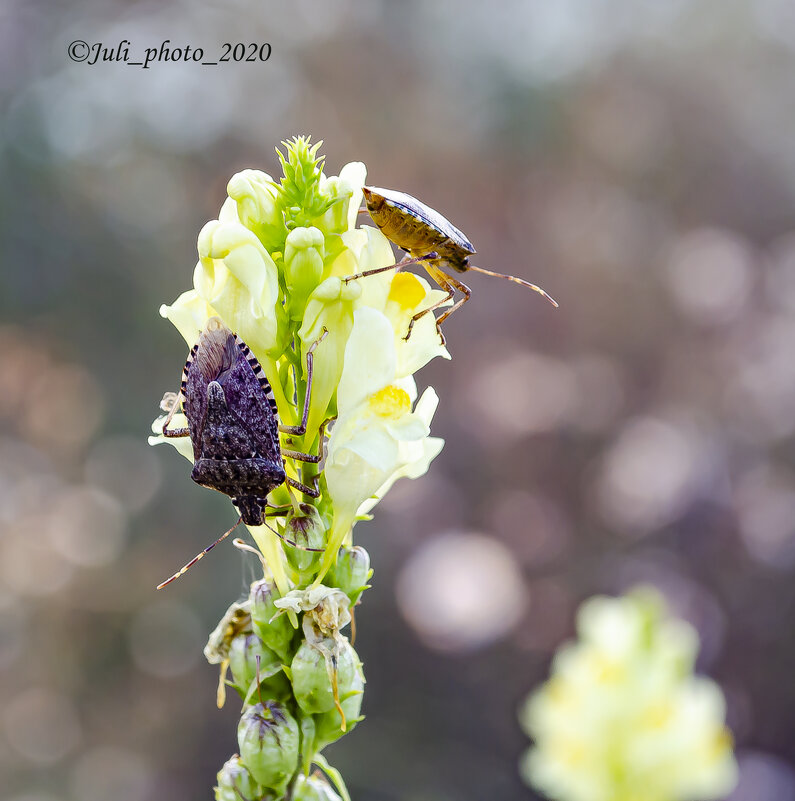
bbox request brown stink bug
[157,317,325,588]
[346,186,558,341]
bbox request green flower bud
[250,579,296,661]
[228,633,283,698]
[297,277,361,435]
[215,754,269,801]
[237,701,299,796]
[284,227,325,321]
[284,504,327,575]
[226,169,287,253]
[327,546,371,604]
[291,637,361,716]
[314,161,366,237]
[293,773,342,801]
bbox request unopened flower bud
[293,772,342,801]
[250,579,296,660]
[284,504,327,575]
[215,754,268,801]
[227,169,286,253]
[284,227,325,321]
[228,633,283,698]
[291,637,361,716]
[315,161,365,236]
[237,701,299,796]
[327,546,371,604]
[297,277,361,434]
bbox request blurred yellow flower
[520,589,737,801]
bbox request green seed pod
[250,579,296,660]
[313,662,365,748]
[237,701,299,796]
[293,772,342,801]
[291,637,361,715]
[214,754,269,801]
[327,546,371,604]
[284,504,327,575]
[228,633,283,698]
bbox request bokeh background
[2,1,795,799]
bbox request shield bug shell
[157,317,324,587]
[349,186,557,341]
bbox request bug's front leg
[428,269,471,334]
[160,391,190,438]
[342,252,438,285]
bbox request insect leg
[278,328,329,437]
[282,449,321,464]
[429,269,472,331]
[156,517,243,589]
[160,390,190,438]
[343,252,438,284]
[286,475,320,498]
[403,272,457,343]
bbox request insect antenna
[468,264,559,307]
[156,517,243,589]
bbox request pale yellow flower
[318,307,443,580]
[195,219,285,358]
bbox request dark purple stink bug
[157,317,324,588]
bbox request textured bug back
[181,318,286,525]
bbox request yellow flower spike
[151,142,447,797]
[520,589,738,801]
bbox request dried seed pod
[237,701,299,796]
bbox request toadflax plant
[149,137,448,800]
